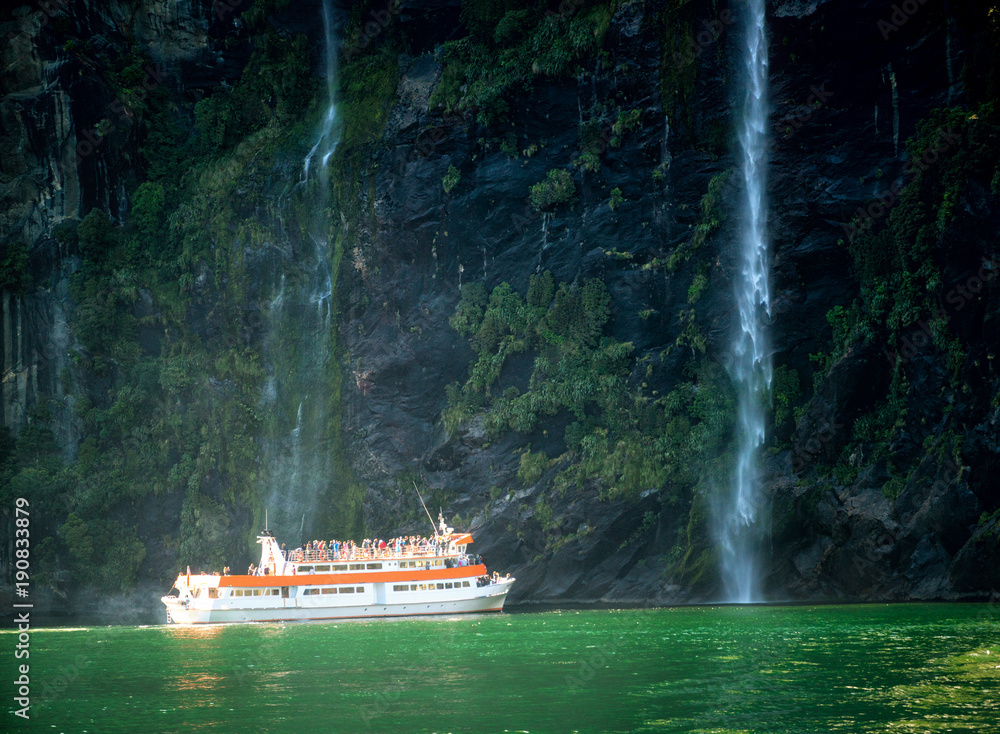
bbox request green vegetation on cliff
[446,272,735,583]
[430,0,615,123]
[0,8,397,592]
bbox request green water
[4,604,999,733]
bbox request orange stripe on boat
[216,564,487,587]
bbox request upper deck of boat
[279,532,475,567]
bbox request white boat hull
[163,587,509,624]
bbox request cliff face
[1,0,251,442]
[338,0,999,604]
[1,0,998,616]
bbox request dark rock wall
[340,0,999,603]
[2,0,998,612]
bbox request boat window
[314,565,330,572]
[339,586,354,594]
[393,584,407,592]
[303,588,319,595]
[355,586,364,592]
[321,587,336,594]
[349,563,365,570]
[462,581,470,587]
[300,566,313,573]
[410,584,418,591]
[366,563,382,570]
[334,565,348,571]
[435,560,443,567]
[436,583,444,589]
[445,583,453,589]
[208,588,219,598]
[270,589,280,595]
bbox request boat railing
[283,547,479,565]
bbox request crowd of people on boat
[283,535,466,563]
[477,572,512,587]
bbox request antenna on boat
[412,481,438,539]
[265,508,268,531]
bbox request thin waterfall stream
[261,0,340,542]
[303,0,339,179]
[719,0,771,603]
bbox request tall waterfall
[261,0,341,543]
[719,0,771,603]
[303,0,338,179]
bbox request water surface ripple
[5,604,998,733]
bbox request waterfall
[260,0,342,544]
[719,0,771,603]
[303,0,338,179]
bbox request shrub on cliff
[530,169,576,210]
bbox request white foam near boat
[161,526,514,624]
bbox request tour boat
[161,524,514,624]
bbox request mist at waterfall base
[717,0,772,604]
[260,0,342,544]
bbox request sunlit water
[721,0,772,603]
[5,604,999,733]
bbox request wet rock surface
[2,0,998,610]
